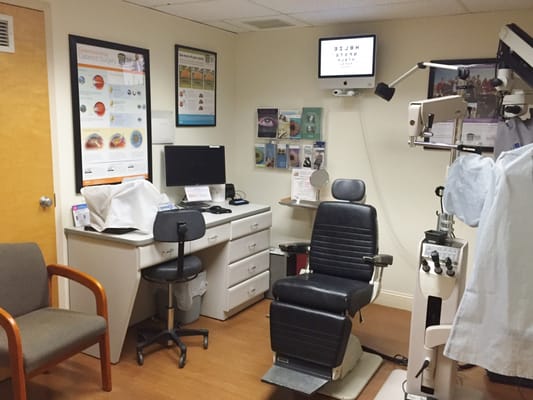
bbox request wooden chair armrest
[0,307,25,390]
[47,264,109,321]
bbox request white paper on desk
[291,168,317,202]
[81,180,169,233]
[185,185,212,202]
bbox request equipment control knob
[445,257,453,269]
[431,250,442,274]
[421,259,430,273]
[446,269,456,277]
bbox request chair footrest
[262,364,330,395]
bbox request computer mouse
[208,205,231,214]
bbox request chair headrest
[331,179,366,202]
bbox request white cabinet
[223,212,271,313]
[200,210,272,320]
[66,203,271,362]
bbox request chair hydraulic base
[262,334,382,399]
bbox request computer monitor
[318,34,377,90]
[164,145,226,187]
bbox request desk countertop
[64,202,270,246]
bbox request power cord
[361,345,408,367]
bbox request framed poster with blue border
[175,45,217,127]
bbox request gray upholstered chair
[0,242,112,400]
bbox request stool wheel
[178,352,186,368]
[136,350,144,366]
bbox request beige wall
[230,11,533,308]
[5,0,532,309]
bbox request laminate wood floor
[1,300,531,399]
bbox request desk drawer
[227,249,270,287]
[138,242,185,269]
[229,229,270,263]
[190,223,230,253]
[230,211,272,240]
[226,270,269,311]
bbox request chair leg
[8,347,27,400]
[174,327,209,349]
[98,332,112,392]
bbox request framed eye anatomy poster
[427,58,499,152]
[68,35,152,192]
[175,45,217,127]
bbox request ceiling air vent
[0,14,15,53]
[242,18,294,30]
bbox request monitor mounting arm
[375,62,470,102]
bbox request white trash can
[156,271,208,324]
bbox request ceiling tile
[156,0,278,22]
[461,0,533,12]
[121,0,533,33]
[294,0,468,25]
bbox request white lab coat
[443,143,533,379]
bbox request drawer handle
[248,287,257,295]
[250,223,259,230]
[208,235,219,242]
[248,243,257,251]
[248,265,257,273]
[161,249,175,255]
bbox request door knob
[39,196,53,208]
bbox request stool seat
[142,256,202,283]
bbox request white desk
[65,203,271,363]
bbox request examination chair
[136,209,209,368]
[0,242,111,400]
[262,179,393,398]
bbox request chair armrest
[279,242,310,254]
[363,254,393,267]
[0,307,25,388]
[46,264,109,320]
[363,254,393,304]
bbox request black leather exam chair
[263,179,393,397]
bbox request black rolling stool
[136,209,209,368]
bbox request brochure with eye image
[277,109,301,139]
[257,108,278,138]
[255,143,266,167]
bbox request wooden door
[0,3,56,263]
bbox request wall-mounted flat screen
[318,34,377,89]
[164,145,226,187]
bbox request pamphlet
[264,143,276,168]
[301,107,323,140]
[288,144,301,168]
[312,141,326,169]
[275,143,288,169]
[257,108,278,138]
[72,203,90,227]
[255,143,266,167]
[290,168,317,202]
